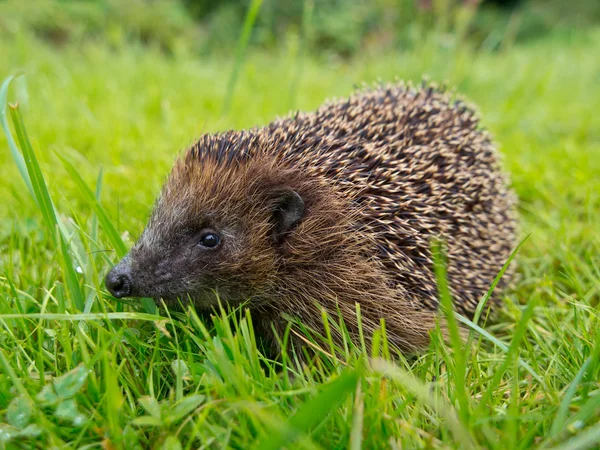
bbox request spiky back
[185,83,516,318]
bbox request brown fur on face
[108,83,517,354]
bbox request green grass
[0,23,599,449]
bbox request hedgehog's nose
[105,264,133,298]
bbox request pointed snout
[105,258,133,298]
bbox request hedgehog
[105,83,517,354]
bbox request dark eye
[198,232,220,249]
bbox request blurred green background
[2,0,600,56]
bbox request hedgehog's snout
[105,257,133,298]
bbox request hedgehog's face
[104,157,306,309]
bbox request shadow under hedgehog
[105,83,517,355]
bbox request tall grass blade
[0,312,163,321]
[476,296,538,412]
[8,103,86,310]
[566,392,600,434]
[549,357,593,438]
[372,359,477,449]
[222,0,263,115]
[456,314,544,384]
[472,236,528,327]
[9,104,58,241]
[544,423,600,450]
[349,384,364,450]
[432,240,470,424]
[59,233,85,311]
[2,80,87,269]
[90,168,103,246]
[254,367,361,450]
[288,0,314,109]
[0,74,34,198]
[57,154,127,257]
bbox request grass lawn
[0,25,599,449]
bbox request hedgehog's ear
[270,187,305,243]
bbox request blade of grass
[57,153,127,257]
[90,168,103,248]
[9,103,86,310]
[222,0,264,115]
[432,240,470,424]
[549,357,593,438]
[475,296,538,413]
[566,391,600,434]
[59,232,85,311]
[0,347,29,397]
[372,359,478,449]
[549,318,600,439]
[254,367,361,450]
[349,384,364,450]
[0,312,163,321]
[288,0,314,109]
[0,74,34,197]
[544,422,600,450]
[9,103,58,242]
[472,236,528,327]
[456,313,544,384]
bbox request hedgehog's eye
[198,232,220,249]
